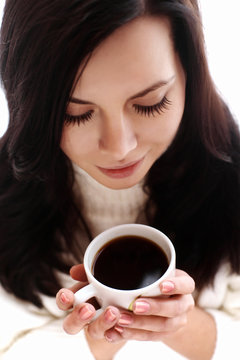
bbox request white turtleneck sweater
[0,166,240,359]
[72,164,148,238]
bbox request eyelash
[64,96,171,125]
[133,96,171,116]
[64,110,94,126]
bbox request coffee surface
[92,235,169,290]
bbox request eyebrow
[69,75,175,105]
[129,75,175,100]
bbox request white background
[0,0,239,136]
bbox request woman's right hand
[56,265,125,354]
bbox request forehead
[73,16,176,100]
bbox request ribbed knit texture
[73,164,148,237]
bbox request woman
[0,0,239,359]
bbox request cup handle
[74,283,97,305]
[74,284,103,320]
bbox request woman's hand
[56,265,126,359]
[56,265,195,342]
[108,269,195,342]
[57,266,215,360]
[56,265,121,338]
[109,270,215,360]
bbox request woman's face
[60,16,186,189]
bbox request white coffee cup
[74,224,175,311]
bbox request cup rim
[84,224,176,294]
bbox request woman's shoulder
[197,263,240,317]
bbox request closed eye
[64,96,171,125]
[64,110,94,125]
[133,96,171,116]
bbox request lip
[97,157,145,179]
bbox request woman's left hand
[103,269,195,343]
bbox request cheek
[137,87,185,146]
[140,109,183,146]
[60,125,96,159]
[156,95,185,143]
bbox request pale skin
[57,16,216,359]
[56,265,215,360]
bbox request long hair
[0,0,239,307]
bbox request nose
[98,114,137,159]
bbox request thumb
[70,264,88,282]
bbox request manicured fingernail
[105,334,114,342]
[104,308,117,323]
[133,300,150,314]
[60,292,70,304]
[161,281,175,293]
[79,305,94,321]
[118,313,133,326]
[115,326,124,334]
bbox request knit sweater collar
[73,163,148,237]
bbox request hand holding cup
[74,224,176,310]
[56,224,195,344]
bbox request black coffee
[92,235,169,290]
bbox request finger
[104,327,125,343]
[160,270,195,295]
[87,306,120,340]
[63,303,96,335]
[56,280,89,310]
[133,294,195,317]
[114,325,188,342]
[56,288,75,311]
[114,327,164,342]
[70,264,88,282]
[118,311,188,333]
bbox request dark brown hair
[0,0,239,307]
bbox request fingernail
[79,305,94,321]
[104,308,117,323]
[60,292,70,305]
[118,313,133,326]
[115,326,124,334]
[105,334,114,342]
[161,281,175,293]
[133,300,150,314]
